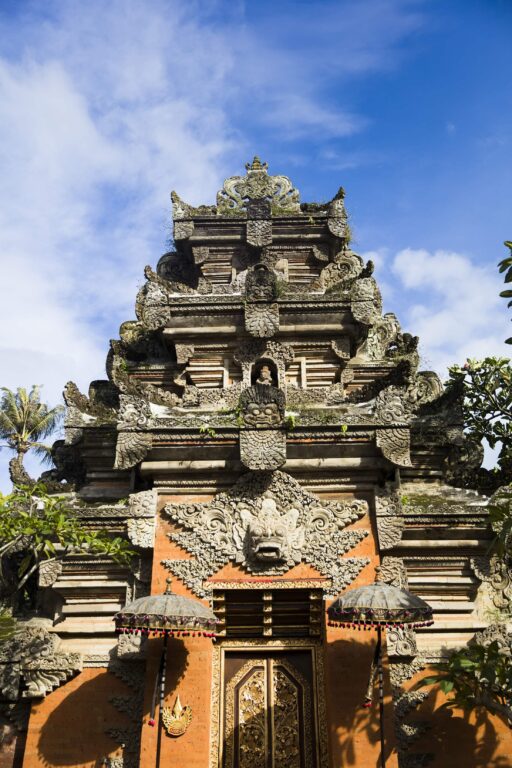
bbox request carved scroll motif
[376,428,412,467]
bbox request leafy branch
[0,484,135,601]
[416,641,512,727]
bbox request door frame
[209,638,329,768]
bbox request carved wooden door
[222,652,315,768]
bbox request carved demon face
[239,497,304,565]
[244,401,282,428]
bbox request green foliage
[0,484,134,599]
[0,386,63,464]
[487,485,512,558]
[284,413,298,430]
[199,424,216,439]
[447,357,512,479]
[0,609,16,641]
[416,641,512,725]
[340,423,348,434]
[498,240,512,344]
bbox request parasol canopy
[114,578,219,638]
[327,581,433,629]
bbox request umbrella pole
[376,626,385,768]
[155,633,168,768]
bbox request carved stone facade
[14,159,510,768]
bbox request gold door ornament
[162,694,192,737]
[224,656,312,768]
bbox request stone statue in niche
[255,363,274,385]
[239,362,285,428]
[245,263,278,302]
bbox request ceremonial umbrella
[114,578,219,765]
[327,582,433,768]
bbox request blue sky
[0,0,511,488]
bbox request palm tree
[0,386,64,486]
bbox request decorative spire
[216,160,300,214]
[245,156,268,173]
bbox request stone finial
[245,156,268,173]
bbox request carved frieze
[163,470,369,596]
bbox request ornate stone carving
[217,157,301,214]
[163,470,369,596]
[350,277,382,324]
[319,249,363,291]
[126,518,155,548]
[38,560,63,587]
[239,384,285,428]
[386,627,418,658]
[114,431,153,470]
[0,625,82,700]
[117,393,152,429]
[331,337,351,360]
[244,302,280,337]
[63,381,117,421]
[376,556,409,589]
[247,219,272,247]
[363,314,402,360]
[375,487,405,549]
[472,623,512,649]
[327,188,348,238]
[389,658,432,768]
[376,428,412,467]
[239,430,287,470]
[471,555,512,612]
[245,264,278,302]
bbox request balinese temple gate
[3,159,512,768]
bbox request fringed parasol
[327,581,434,630]
[114,578,219,765]
[114,578,219,638]
[327,581,433,768]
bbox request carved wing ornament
[163,470,370,597]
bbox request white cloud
[389,248,511,376]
